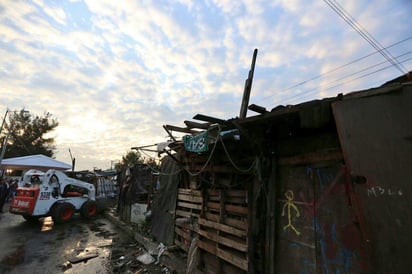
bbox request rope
[138,147,183,176]
[184,127,221,177]
[137,125,256,176]
[218,135,256,173]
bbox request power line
[290,51,412,102]
[282,55,412,105]
[327,51,412,87]
[324,0,408,75]
[256,36,412,104]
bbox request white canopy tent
[0,154,71,171]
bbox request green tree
[1,109,59,158]
[115,150,143,170]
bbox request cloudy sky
[1,0,411,171]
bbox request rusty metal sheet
[275,163,366,273]
[332,84,412,273]
[151,156,180,245]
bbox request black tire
[22,214,40,223]
[80,200,98,219]
[52,202,75,224]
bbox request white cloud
[0,0,410,170]
[36,0,68,26]
[209,0,243,15]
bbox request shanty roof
[1,154,71,171]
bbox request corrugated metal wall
[332,84,412,273]
[274,162,369,273]
[149,82,412,273]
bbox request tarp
[0,154,71,171]
[150,156,180,245]
[183,130,209,152]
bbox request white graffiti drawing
[367,186,403,197]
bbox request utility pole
[0,109,9,137]
[69,148,75,171]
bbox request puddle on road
[90,221,117,238]
[40,217,54,232]
[0,217,129,273]
[0,245,26,268]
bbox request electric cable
[218,135,256,173]
[288,56,412,103]
[324,0,408,74]
[272,51,412,105]
[256,36,412,104]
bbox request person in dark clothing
[0,179,10,213]
[7,179,18,202]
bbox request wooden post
[239,49,258,119]
[265,154,277,273]
[248,175,258,273]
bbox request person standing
[0,179,10,213]
[7,179,18,202]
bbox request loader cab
[21,170,45,187]
[30,175,41,185]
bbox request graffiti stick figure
[282,190,301,236]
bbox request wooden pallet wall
[174,188,202,252]
[198,189,249,274]
[174,188,249,273]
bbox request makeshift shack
[143,75,412,273]
[117,163,157,223]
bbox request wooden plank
[278,149,342,166]
[202,252,221,271]
[175,209,199,218]
[164,124,200,134]
[222,263,247,274]
[178,221,199,232]
[204,212,219,222]
[178,188,202,196]
[193,114,226,124]
[202,251,244,274]
[178,193,203,203]
[217,248,248,271]
[209,197,246,204]
[227,190,247,197]
[205,189,219,197]
[198,239,216,254]
[248,103,268,114]
[226,197,247,204]
[225,204,248,215]
[175,238,189,252]
[239,48,258,119]
[207,189,246,197]
[163,125,177,142]
[204,201,249,215]
[68,251,99,264]
[198,229,248,252]
[203,213,248,231]
[175,226,191,241]
[199,218,247,237]
[206,201,220,210]
[198,240,248,271]
[224,218,248,231]
[177,201,202,210]
[184,120,211,129]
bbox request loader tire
[52,202,75,224]
[80,200,98,219]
